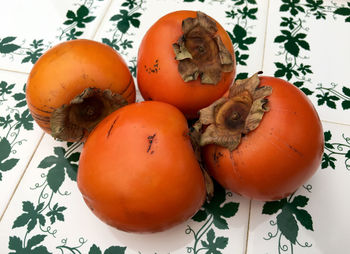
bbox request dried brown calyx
[194,72,272,151]
[50,88,127,141]
[172,11,234,84]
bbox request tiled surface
[0,0,349,253]
[0,70,43,216]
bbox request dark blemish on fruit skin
[144,59,160,74]
[213,151,223,164]
[288,144,303,157]
[107,116,119,138]
[147,133,156,153]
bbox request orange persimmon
[137,11,236,118]
[197,74,324,201]
[26,39,135,141]
[77,101,206,232]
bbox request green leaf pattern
[0,1,100,64]
[322,130,350,171]
[101,0,145,77]
[226,0,258,70]
[263,193,314,252]
[273,0,350,110]
[0,81,33,181]
[186,182,239,254]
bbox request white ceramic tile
[0,134,251,253]
[0,0,110,73]
[246,121,350,254]
[0,70,43,217]
[262,0,350,125]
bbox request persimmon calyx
[194,72,272,151]
[172,11,234,84]
[50,87,127,141]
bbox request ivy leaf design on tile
[201,228,228,254]
[334,3,350,22]
[280,0,305,16]
[21,40,44,64]
[8,235,51,254]
[316,83,350,110]
[263,194,313,251]
[89,244,127,254]
[274,62,299,81]
[46,203,67,224]
[193,182,239,229]
[0,36,21,54]
[0,81,15,101]
[0,137,19,180]
[186,181,239,253]
[305,0,326,19]
[322,130,350,170]
[14,109,33,131]
[59,3,97,40]
[12,84,27,108]
[280,17,297,29]
[12,201,46,233]
[122,0,141,9]
[8,142,83,252]
[38,147,80,192]
[226,0,258,67]
[274,30,309,57]
[0,115,13,129]
[110,10,142,33]
[102,0,145,76]
[237,6,258,20]
[228,24,256,51]
[64,5,96,28]
[0,82,33,181]
[273,0,345,100]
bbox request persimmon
[77,101,206,233]
[196,74,324,201]
[26,39,135,141]
[137,11,236,119]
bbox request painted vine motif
[101,0,145,77]
[9,142,128,253]
[322,130,350,171]
[226,0,258,79]
[0,82,33,181]
[273,0,350,110]
[186,182,239,254]
[0,0,100,65]
[262,191,314,254]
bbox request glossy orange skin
[26,39,135,135]
[77,101,206,232]
[202,76,324,201]
[137,11,236,119]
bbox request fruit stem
[50,87,127,141]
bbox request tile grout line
[0,68,29,76]
[260,0,271,73]
[321,119,350,128]
[244,200,252,254]
[90,0,115,40]
[0,132,45,222]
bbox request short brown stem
[50,87,127,141]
